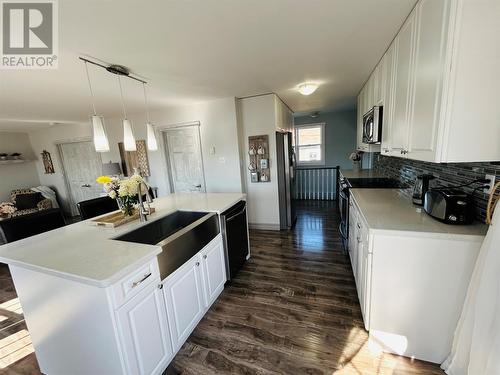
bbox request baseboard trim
[248,223,280,231]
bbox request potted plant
[0,153,7,161]
[349,151,364,171]
[11,153,22,160]
[96,174,144,216]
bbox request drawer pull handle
[131,272,152,288]
[196,262,200,267]
[158,284,163,290]
[357,223,361,229]
[203,255,207,259]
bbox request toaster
[423,189,473,224]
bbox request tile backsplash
[373,154,500,222]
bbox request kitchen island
[0,192,246,375]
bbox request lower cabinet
[163,255,206,350]
[162,234,227,352]
[116,282,173,375]
[200,238,227,307]
[117,234,227,374]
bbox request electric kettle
[412,174,435,205]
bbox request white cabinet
[366,0,499,163]
[163,235,227,352]
[347,199,371,329]
[391,10,416,155]
[201,238,226,307]
[116,282,173,375]
[380,42,396,154]
[349,192,483,363]
[406,0,450,161]
[163,255,205,351]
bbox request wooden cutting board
[90,208,155,228]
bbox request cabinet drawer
[110,258,160,308]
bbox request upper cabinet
[357,0,500,163]
[391,10,416,154]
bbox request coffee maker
[412,174,435,205]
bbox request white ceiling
[0,0,417,131]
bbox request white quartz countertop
[340,169,385,179]
[0,193,246,287]
[350,189,487,239]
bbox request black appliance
[220,201,249,280]
[339,176,404,250]
[362,106,383,144]
[276,131,297,230]
[424,189,473,224]
[412,174,435,206]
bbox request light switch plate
[484,174,496,194]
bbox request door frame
[156,121,207,193]
[56,138,102,216]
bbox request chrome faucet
[137,180,153,222]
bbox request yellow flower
[96,176,112,184]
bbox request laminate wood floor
[0,200,445,374]
[165,200,445,375]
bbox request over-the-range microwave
[362,106,383,144]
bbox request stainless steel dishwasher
[220,201,249,281]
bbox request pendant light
[118,76,137,151]
[143,82,158,151]
[84,62,110,152]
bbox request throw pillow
[15,193,43,210]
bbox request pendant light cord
[143,82,151,123]
[84,62,97,115]
[118,76,127,119]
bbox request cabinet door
[117,283,173,375]
[348,201,358,278]
[374,63,384,106]
[357,90,366,151]
[163,256,205,351]
[365,75,374,111]
[407,0,451,162]
[201,238,227,307]
[381,42,396,154]
[391,10,416,154]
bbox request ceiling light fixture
[298,83,319,96]
[118,76,137,151]
[84,61,110,152]
[142,82,158,151]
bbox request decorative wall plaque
[118,140,151,177]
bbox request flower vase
[353,160,361,172]
[116,197,135,217]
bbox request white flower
[109,190,117,199]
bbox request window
[294,123,325,165]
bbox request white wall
[238,94,281,229]
[28,97,243,212]
[0,132,40,202]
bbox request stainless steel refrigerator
[276,131,297,230]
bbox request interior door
[163,125,206,193]
[59,141,103,215]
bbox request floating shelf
[0,159,31,165]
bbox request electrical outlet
[484,174,496,194]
